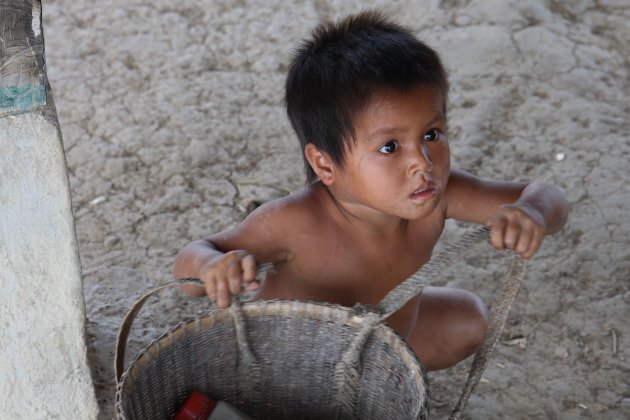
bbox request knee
[458,290,488,355]
[411,287,489,371]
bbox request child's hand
[486,202,546,259]
[198,250,259,308]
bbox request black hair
[285,10,449,184]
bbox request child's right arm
[173,198,295,308]
[173,239,258,307]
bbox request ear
[304,143,336,185]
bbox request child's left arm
[445,170,569,259]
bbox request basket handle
[372,226,527,418]
[449,256,526,419]
[375,227,492,318]
[114,264,274,384]
[115,278,200,383]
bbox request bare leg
[407,286,488,371]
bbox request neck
[313,182,409,239]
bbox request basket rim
[115,298,428,418]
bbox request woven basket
[115,228,525,419]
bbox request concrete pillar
[0,1,98,418]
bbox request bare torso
[176,162,562,370]
[249,183,446,338]
[179,170,554,370]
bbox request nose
[408,143,434,175]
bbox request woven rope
[372,226,528,418]
[229,297,264,404]
[332,311,381,416]
[115,263,274,383]
[449,256,527,419]
[115,228,526,419]
[377,227,492,319]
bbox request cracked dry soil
[43,0,628,418]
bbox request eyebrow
[367,127,399,141]
[366,113,445,141]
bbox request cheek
[434,144,450,169]
[356,159,398,193]
[356,155,389,176]
[443,150,451,171]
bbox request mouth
[410,184,437,200]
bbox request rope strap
[377,228,492,319]
[449,256,527,419]
[115,263,273,384]
[115,231,526,419]
[336,227,527,418]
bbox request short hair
[286,10,449,184]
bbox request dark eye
[378,140,399,154]
[424,129,442,142]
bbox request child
[173,11,568,371]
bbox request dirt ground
[43,0,628,418]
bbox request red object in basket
[174,390,216,420]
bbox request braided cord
[449,256,527,419]
[377,227,491,319]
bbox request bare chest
[259,222,443,307]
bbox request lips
[410,183,437,200]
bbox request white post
[0,1,98,418]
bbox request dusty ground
[43,0,628,418]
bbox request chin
[402,204,439,220]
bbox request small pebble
[555,152,565,161]
[104,235,120,248]
[503,337,527,350]
[554,346,569,359]
[90,196,107,206]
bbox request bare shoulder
[207,185,327,263]
[244,184,325,229]
[444,169,527,223]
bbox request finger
[523,229,544,259]
[244,280,260,291]
[204,274,217,304]
[503,222,520,251]
[488,216,507,251]
[515,226,532,257]
[215,278,230,309]
[241,254,257,284]
[182,284,207,297]
[227,259,243,295]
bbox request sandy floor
[43,0,628,418]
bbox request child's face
[334,85,450,221]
